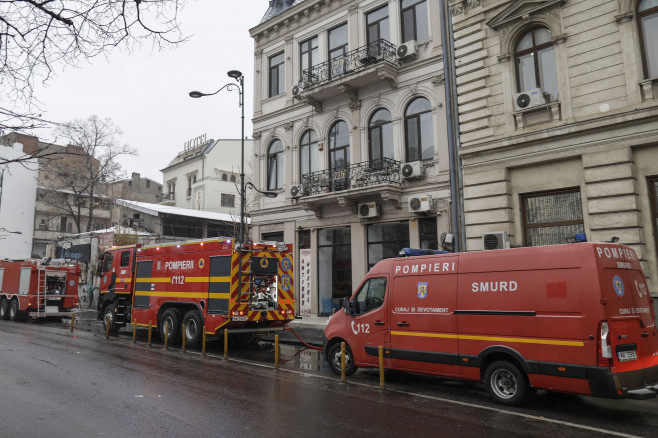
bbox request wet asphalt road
[1,319,656,437]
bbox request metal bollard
[70,314,75,332]
[181,322,186,353]
[147,321,152,346]
[341,342,346,383]
[105,314,111,339]
[274,334,280,370]
[224,329,228,360]
[132,319,137,344]
[379,346,385,389]
[202,326,207,356]
[164,321,169,350]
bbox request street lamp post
[190,71,277,245]
[190,70,247,244]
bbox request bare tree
[40,115,136,233]
[0,1,186,134]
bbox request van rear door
[600,265,657,374]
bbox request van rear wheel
[0,299,9,320]
[484,361,532,406]
[327,342,357,376]
[182,309,203,348]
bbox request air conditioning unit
[514,88,547,111]
[397,40,418,60]
[409,195,432,213]
[401,161,423,179]
[358,202,380,219]
[292,85,302,98]
[482,231,511,250]
[289,184,303,198]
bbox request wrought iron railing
[298,39,397,91]
[300,158,401,196]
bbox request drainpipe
[439,0,464,252]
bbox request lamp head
[227,70,243,80]
[189,91,204,98]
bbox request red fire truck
[0,259,81,321]
[96,238,295,347]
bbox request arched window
[300,130,319,178]
[328,121,350,191]
[267,139,284,190]
[369,109,393,162]
[514,27,558,101]
[221,174,228,181]
[638,0,658,78]
[404,98,433,162]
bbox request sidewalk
[68,308,328,347]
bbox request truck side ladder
[36,268,47,318]
[238,244,254,304]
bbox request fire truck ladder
[36,268,47,318]
[238,244,254,304]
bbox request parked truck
[0,259,81,321]
[96,238,295,347]
[325,242,658,405]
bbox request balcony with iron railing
[294,158,403,212]
[294,39,399,105]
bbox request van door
[389,262,459,377]
[114,249,134,295]
[344,276,390,367]
[601,268,658,374]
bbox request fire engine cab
[96,238,295,347]
[0,259,81,321]
[324,242,658,405]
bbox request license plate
[48,297,61,301]
[617,350,637,362]
[232,316,247,321]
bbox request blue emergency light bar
[399,248,449,257]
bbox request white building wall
[0,143,37,259]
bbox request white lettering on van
[596,246,638,261]
[472,281,518,293]
[395,261,456,276]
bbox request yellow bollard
[147,321,152,346]
[164,320,169,350]
[379,346,385,389]
[132,319,137,344]
[202,326,207,356]
[70,314,75,332]
[105,314,111,339]
[274,334,280,370]
[224,329,228,360]
[341,342,346,383]
[181,322,186,353]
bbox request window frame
[513,27,557,99]
[401,0,428,43]
[299,129,319,178]
[300,36,319,79]
[221,193,235,208]
[649,176,658,259]
[366,5,390,45]
[268,51,285,98]
[404,97,434,162]
[328,23,349,79]
[368,108,393,161]
[267,139,284,190]
[637,0,658,79]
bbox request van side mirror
[342,297,352,316]
[96,261,103,275]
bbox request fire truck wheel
[8,299,21,322]
[0,299,9,320]
[183,310,203,348]
[483,360,531,406]
[327,342,358,376]
[160,309,181,344]
[102,305,119,336]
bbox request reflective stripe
[390,331,584,347]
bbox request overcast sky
[32,1,263,183]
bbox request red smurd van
[323,243,658,406]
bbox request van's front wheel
[327,342,357,376]
[484,361,532,406]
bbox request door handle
[397,321,409,327]
[642,332,649,338]
[374,320,385,326]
